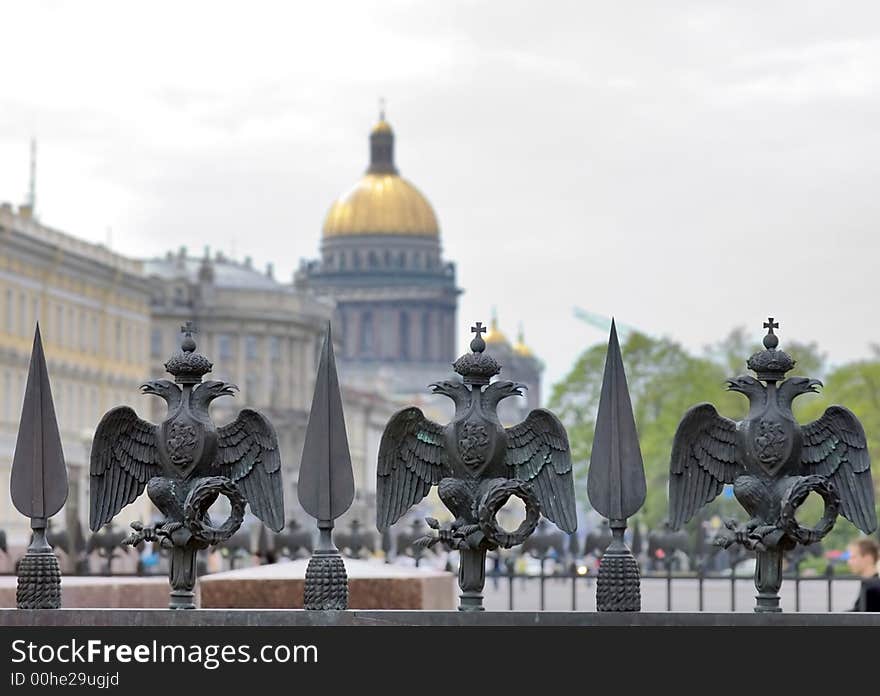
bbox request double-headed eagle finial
[669,318,876,612]
[377,320,576,610]
[90,322,284,609]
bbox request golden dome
[513,325,534,357]
[371,119,392,135]
[485,311,509,345]
[322,112,439,238]
[322,174,439,238]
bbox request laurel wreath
[779,475,839,546]
[478,480,541,549]
[184,476,247,546]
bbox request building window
[217,334,233,361]
[3,371,10,422]
[245,375,260,404]
[150,329,163,358]
[338,312,347,358]
[269,374,281,406]
[55,304,63,344]
[399,312,410,361]
[269,335,281,362]
[360,311,374,356]
[68,306,76,347]
[245,335,259,361]
[339,253,347,271]
[79,312,88,351]
[5,290,14,333]
[422,312,431,358]
[20,292,28,335]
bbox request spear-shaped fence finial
[587,319,646,611]
[10,324,68,608]
[298,323,355,609]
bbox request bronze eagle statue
[376,322,576,610]
[89,323,283,608]
[668,319,876,612]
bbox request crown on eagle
[453,322,501,386]
[747,317,796,382]
[164,321,213,384]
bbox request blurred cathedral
[482,310,542,425]
[295,109,544,424]
[0,112,548,555]
[295,109,460,399]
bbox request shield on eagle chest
[452,414,497,477]
[742,413,795,477]
[158,415,206,479]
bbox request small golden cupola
[322,107,439,239]
[485,309,510,346]
[513,324,534,357]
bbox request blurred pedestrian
[847,537,880,612]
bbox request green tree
[550,327,877,552]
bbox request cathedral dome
[485,311,510,346]
[513,325,534,357]
[322,113,439,239]
[322,174,439,238]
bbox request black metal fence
[483,563,860,612]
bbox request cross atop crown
[455,320,500,386]
[166,319,212,384]
[762,317,779,350]
[179,320,198,354]
[181,321,198,337]
[469,322,487,354]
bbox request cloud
[3,1,880,396]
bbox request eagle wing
[801,406,877,534]
[669,403,740,529]
[377,407,448,531]
[505,409,577,534]
[90,407,161,531]
[217,409,285,532]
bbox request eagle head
[777,376,822,409]
[482,380,526,411]
[189,380,238,420]
[725,375,764,400]
[428,379,468,406]
[785,376,822,394]
[195,380,238,403]
[139,379,181,412]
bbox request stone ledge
[1,609,879,627]
[199,559,456,610]
[0,576,171,609]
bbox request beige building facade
[0,203,153,547]
[144,248,399,528]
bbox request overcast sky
[2,1,880,395]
